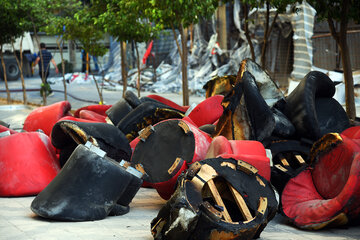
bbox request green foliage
[44,0,82,37]
[43,0,107,57]
[307,0,360,23]
[62,4,107,57]
[240,0,301,14]
[0,0,29,45]
[148,0,218,29]
[18,0,56,33]
[270,0,300,13]
[96,0,160,43]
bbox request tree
[63,3,108,104]
[10,1,33,105]
[44,0,83,102]
[149,0,219,106]
[20,0,55,105]
[238,0,300,68]
[308,0,360,120]
[96,0,159,98]
[0,0,25,103]
[260,0,301,69]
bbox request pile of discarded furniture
[1,58,359,239]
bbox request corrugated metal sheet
[290,1,316,80]
[313,32,360,71]
[313,37,337,70]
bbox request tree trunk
[179,24,189,106]
[120,41,127,98]
[189,24,194,53]
[327,0,355,120]
[218,2,227,51]
[86,52,90,75]
[339,39,356,120]
[33,29,47,105]
[68,40,76,66]
[0,48,11,103]
[11,37,27,105]
[171,23,182,60]
[261,2,270,69]
[92,74,104,104]
[56,37,67,101]
[135,42,141,97]
[243,4,255,61]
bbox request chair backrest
[311,133,360,199]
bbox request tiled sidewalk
[1,188,360,240]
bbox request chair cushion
[187,95,224,127]
[281,133,360,229]
[23,101,72,136]
[0,132,60,196]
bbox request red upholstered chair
[0,132,60,196]
[146,94,189,112]
[186,95,224,127]
[23,101,72,136]
[281,132,360,229]
[79,109,107,122]
[206,136,271,181]
[0,125,18,135]
[341,126,360,139]
[73,104,112,118]
[58,116,98,123]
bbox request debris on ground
[1,58,360,239]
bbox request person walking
[33,43,59,96]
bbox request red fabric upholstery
[206,136,270,181]
[73,104,112,118]
[229,140,267,156]
[58,116,98,123]
[0,125,18,135]
[0,132,60,196]
[187,95,224,127]
[146,94,188,112]
[205,135,232,158]
[79,110,107,122]
[342,126,360,139]
[282,133,360,229]
[184,119,213,164]
[23,101,72,136]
